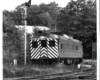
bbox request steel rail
[3,65,96,80]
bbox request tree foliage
[3,0,96,61]
[3,10,24,64]
[10,2,60,29]
[57,0,96,58]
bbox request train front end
[30,36,58,63]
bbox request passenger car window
[32,41,38,48]
[76,46,78,50]
[72,45,78,50]
[61,44,63,49]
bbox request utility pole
[24,6,27,65]
[54,14,57,32]
[92,41,94,61]
[54,8,59,32]
[21,0,31,65]
[55,17,57,32]
[21,5,27,65]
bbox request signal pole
[20,0,31,65]
[22,0,31,65]
[21,5,27,65]
[24,6,27,65]
[55,15,57,32]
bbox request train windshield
[41,40,46,47]
[32,41,38,48]
[49,40,55,47]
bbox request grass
[4,59,97,78]
[82,59,97,66]
[3,63,78,78]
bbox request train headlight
[77,64,81,69]
[40,36,46,39]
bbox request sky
[2,0,71,11]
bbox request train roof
[32,33,81,43]
[35,26,50,31]
[51,32,81,43]
[59,36,81,45]
[15,25,50,34]
[51,32,63,35]
[31,30,81,43]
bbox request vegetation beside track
[3,63,78,78]
[3,63,96,80]
[3,59,96,78]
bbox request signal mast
[21,0,31,65]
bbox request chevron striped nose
[40,47,48,58]
[30,38,58,59]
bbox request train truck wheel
[75,58,82,64]
[67,59,71,64]
[64,59,72,65]
[78,58,82,64]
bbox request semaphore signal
[19,0,31,65]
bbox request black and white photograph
[2,0,98,80]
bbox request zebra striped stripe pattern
[30,38,58,59]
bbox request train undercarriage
[31,58,82,65]
[31,58,58,64]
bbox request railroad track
[41,67,96,80]
[4,65,96,80]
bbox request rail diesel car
[30,27,83,64]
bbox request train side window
[76,46,78,50]
[61,44,63,49]
[64,44,66,49]
[64,44,65,49]
[72,45,78,50]
[67,44,70,49]
[66,44,68,49]
[68,44,70,49]
[66,44,67,49]
[41,40,46,47]
[49,40,55,47]
[72,45,75,50]
[32,41,38,48]
[70,45,72,50]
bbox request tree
[40,2,60,30]
[27,5,41,25]
[57,0,96,58]
[10,2,60,30]
[3,10,24,64]
[39,12,53,27]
